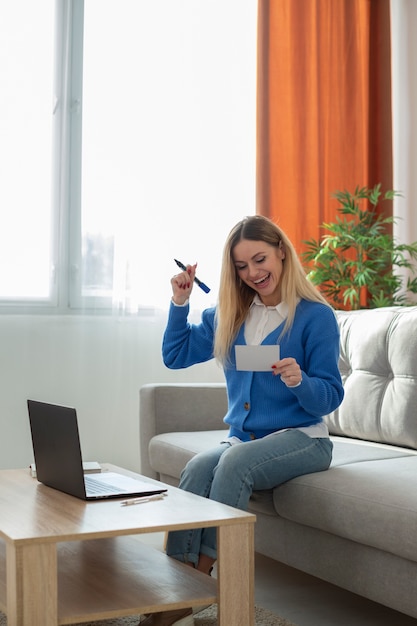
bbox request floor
[254,552,417,626]
[139,533,417,626]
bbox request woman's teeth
[254,273,270,285]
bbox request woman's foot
[139,607,193,626]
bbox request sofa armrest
[139,382,228,478]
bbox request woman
[142,216,344,626]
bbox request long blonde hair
[213,215,330,364]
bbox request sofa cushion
[273,455,417,562]
[247,436,417,517]
[329,436,417,465]
[326,307,417,449]
[149,430,228,481]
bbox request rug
[0,605,297,625]
[194,604,297,625]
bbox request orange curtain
[256,0,393,253]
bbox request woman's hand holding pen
[171,263,197,305]
[272,357,302,387]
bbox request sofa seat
[149,431,417,562]
[275,454,417,562]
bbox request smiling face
[232,238,286,306]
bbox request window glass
[0,1,55,301]
[81,0,256,311]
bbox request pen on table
[174,259,211,294]
[121,493,167,506]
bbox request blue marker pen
[174,259,211,294]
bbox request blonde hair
[213,215,330,364]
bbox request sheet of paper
[235,345,280,372]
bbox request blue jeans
[166,430,333,565]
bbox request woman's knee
[180,444,229,485]
[181,453,212,480]
[214,442,249,475]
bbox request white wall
[0,312,224,472]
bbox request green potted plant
[302,184,417,309]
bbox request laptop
[27,400,167,501]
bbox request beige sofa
[139,306,417,619]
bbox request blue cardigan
[162,299,344,441]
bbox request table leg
[217,521,254,626]
[7,542,58,626]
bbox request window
[0,0,256,313]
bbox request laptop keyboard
[84,475,124,495]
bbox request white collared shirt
[244,295,289,345]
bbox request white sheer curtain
[391,0,417,247]
[391,0,417,300]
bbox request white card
[235,345,280,371]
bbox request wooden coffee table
[0,464,256,626]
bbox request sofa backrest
[324,306,417,449]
